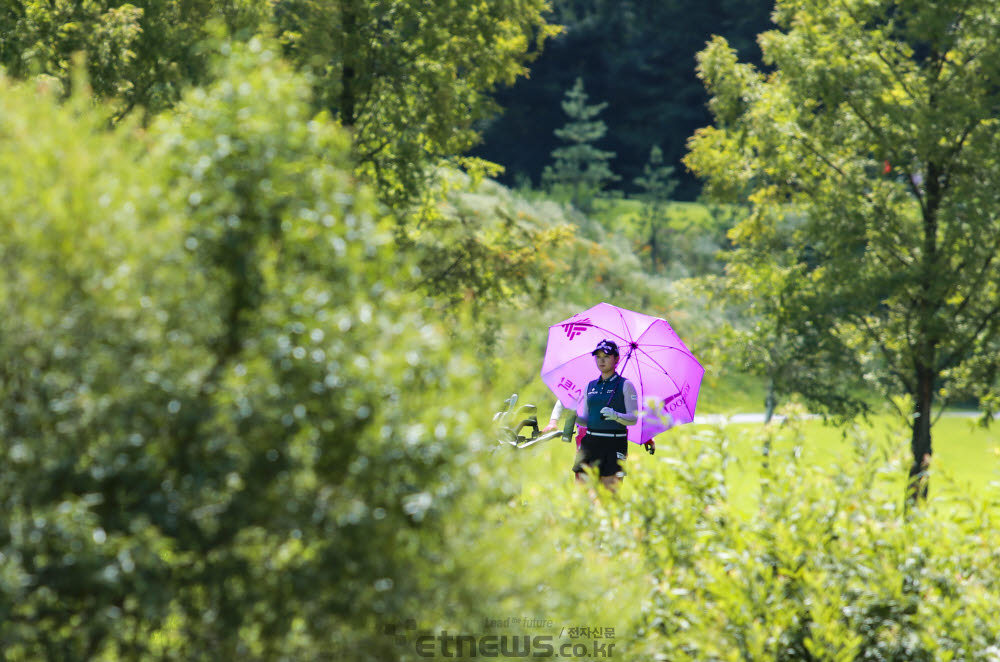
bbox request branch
[938,119,977,193]
[950,246,998,320]
[938,298,1000,373]
[353,132,395,164]
[856,313,914,394]
[840,94,890,160]
[789,132,848,180]
[867,197,914,269]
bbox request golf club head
[513,416,539,440]
[496,393,518,427]
[497,427,518,446]
[515,404,537,418]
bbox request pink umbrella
[541,302,704,445]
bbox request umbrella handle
[603,347,635,408]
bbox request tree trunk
[908,160,941,506]
[759,377,777,479]
[648,226,658,273]
[907,367,934,505]
[763,377,777,425]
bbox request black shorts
[573,433,628,477]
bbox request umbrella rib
[632,346,681,376]
[636,341,698,355]
[633,347,694,422]
[634,345,700,371]
[616,306,635,349]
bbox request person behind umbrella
[572,339,639,490]
[543,401,565,433]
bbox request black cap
[591,339,619,356]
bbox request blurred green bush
[0,39,605,660]
[556,418,1000,661]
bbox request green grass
[594,197,720,229]
[932,414,1000,489]
[694,371,768,413]
[714,414,1000,512]
[505,412,1000,510]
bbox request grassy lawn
[505,412,1000,510]
[716,414,1000,510]
[693,371,769,413]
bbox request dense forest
[3,0,1000,660]
[474,0,775,200]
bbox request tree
[542,76,619,213]
[632,145,678,273]
[0,38,567,659]
[271,0,559,214]
[0,0,269,122]
[686,0,1000,501]
[707,253,871,427]
[270,0,566,317]
[0,0,144,102]
[1,1,565,316]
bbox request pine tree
[542,77,618,213]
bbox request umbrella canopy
[541,302,704,445]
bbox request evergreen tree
[542,77,619,213]
[633,145,678,272]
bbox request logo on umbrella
[561,318,592,340]
[557,376,583,400]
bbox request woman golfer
[571,339,638,490]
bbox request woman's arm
[600,379,639,426]
[619,379,640,425]
[543,400,565,431]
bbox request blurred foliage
[556,418,1000,661]
[413,172,573,314]
[0,1,565,315]
[9,3,996,661]
[596,198,737,280]
[0,0,559,209]
[268,0,566,312]
[0,40,602,660]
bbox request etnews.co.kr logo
[562,318,592,340]
[380,620,617,659]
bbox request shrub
[560,419,1000,661]
[0,38,593,661]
